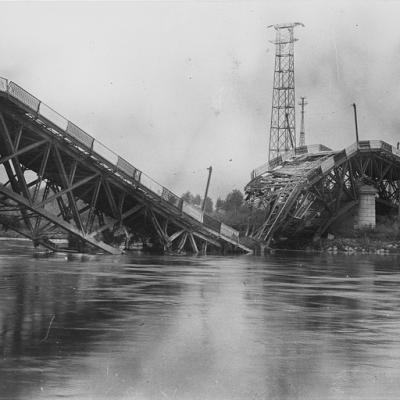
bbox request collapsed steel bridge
[0,77,252,254]
[245,141,400,246]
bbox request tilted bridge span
[246,141,400,246]
[0,77,252,255]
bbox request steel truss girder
[147,207,220,254]
[248,150,400,245]
[0,185,119,254]
[0,111,122,253]
[0,107,230,254]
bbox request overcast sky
[1,1,399,201]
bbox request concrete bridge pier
[355,185,378,229]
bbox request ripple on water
[1,241,400,399]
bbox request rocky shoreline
[307,236,400,255]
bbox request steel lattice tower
[268,22,304,161]
[298,96,307,147]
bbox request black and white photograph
[1,1,400,399]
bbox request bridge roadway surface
[245,140,400,246]
[0,77,252,255]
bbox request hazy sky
[1,1,399,201]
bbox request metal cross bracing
[249,180,302,241]
[245,140,400,246]
[0,77,252,255]
[268,22,304,162]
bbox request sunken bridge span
[0,77,252,255]
[245,141,400,246]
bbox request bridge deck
[0,77,252,254]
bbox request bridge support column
[355,185,378,229]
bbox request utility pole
[268,22,304,162]
[298,96,307,147]
[201,166,212,212]
[352,103,359,145]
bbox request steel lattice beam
[246,142,400,246]
[0,81,253,255]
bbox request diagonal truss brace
[0,184,120,254]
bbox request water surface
[1,240,400,399]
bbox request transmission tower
[298,96,307,147]
[268,22,304,161]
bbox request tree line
[181,189,265,234]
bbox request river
[1,239,400,399]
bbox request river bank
[268,214,400,255]
[1,228,399,256]
[308,236,400,255]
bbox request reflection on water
[1,240,400,399]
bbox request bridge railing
[0,77,240,243]
[92,140,118,166]
[320,156,335,174]
[0,78,8,92]
[40,103,69,131]
[220,223,240,241]
[345,142,358,157]
[309,140,400,179]
[8,81,41,113]
[182,201,204,223]
[67,121,95,149]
